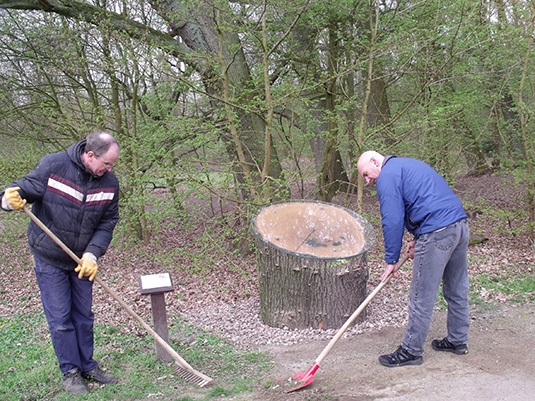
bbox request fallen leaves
[0,173,533,346]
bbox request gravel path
[181,292,409,349]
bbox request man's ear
[371,157,378,167]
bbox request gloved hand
[75,253,98,281]
[3,187,26,210]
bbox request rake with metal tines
[22,205,213,387]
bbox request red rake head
[286,363,319,393]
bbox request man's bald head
[357,151,385,184]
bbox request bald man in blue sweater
[358,151,470,367]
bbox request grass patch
[0,312,60,400]
[470,272,535,304]
[434,270,535,309]
[0,312,273,400]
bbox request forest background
[0,0,534,246]
[0,1,535,400]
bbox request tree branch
[0,0,204,69]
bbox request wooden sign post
[139,273,174,362]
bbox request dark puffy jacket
[1,140,119,270]
[377,156,466,264]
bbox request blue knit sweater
[377,156,466,264]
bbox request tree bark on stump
[252,200,375,330]
[256,237,369,329]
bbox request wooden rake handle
[314,251,411,366]
[22,205,211,383]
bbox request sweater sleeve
[377,171,406,264]
[84,180,120,259]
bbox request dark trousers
[34,256,97,374]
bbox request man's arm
[377,172,406,264]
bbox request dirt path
[253,303,535,401]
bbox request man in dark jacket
[1,132,120,394]
[357,151,469,367]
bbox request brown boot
[63,368,88,395]
[82,366,118,384]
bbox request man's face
[358,157,381,184]
[85,144,120,177]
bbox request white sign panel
[140,273,172,291]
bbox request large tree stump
[252,201,375,330]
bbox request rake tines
[174,365,213,387]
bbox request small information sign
[139,273,174,294]
[138,272,175,361]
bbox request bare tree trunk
[317,25,349,202]
[517,10,535,244]
[150,0,284,200]
[350,2,379,213]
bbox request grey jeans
[402,218,470,356]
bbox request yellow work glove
[4,187,26,210]
[75,253,98,281]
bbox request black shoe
[431,337,469,355]
[379,346,423,367]
[63,368,88,395]
[82,366,118,384]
